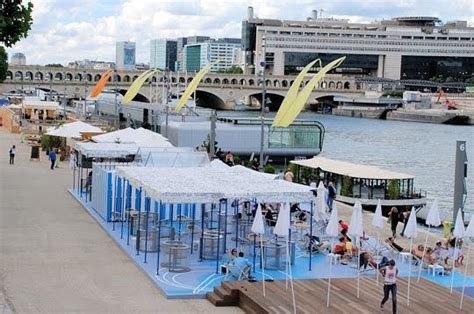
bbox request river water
[219,111,473,221]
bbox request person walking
[327,181,336,211]
[380,259,398,313]
[49,148,57,170]
[387,207,400,238]
[9,145,16,165]
[400,208,410,237]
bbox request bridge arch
[213,78,221,85]
[94,74,101,81]
[204,78,212,84]
[25,71,33,80]
[344,82,351,89]
[246,91,285,112]
[179,77,185,84]
[321,81,327,89]
[273,80,280,88]
[85,74,93,82]
[194,89,226,110]
[240,78,246,85]
[115,74,122,82]
[65,72,73,81]
[6,71,13,80]
[222,78,229,85]
[73,73,82,81]
[171,77,176,83]
[248,79,255,86]
[231,78,238,85]
[123,75,131,82]
[54,72,63,81]
[336,81,342,89]
[187,77,193,84]
[14,71,23,80]
[328,81,336,89]
[132,75,139,81]
[265,79,272,87]
[282,80,288,88]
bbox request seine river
[219,111,473,221]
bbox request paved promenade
[0,128,241,313]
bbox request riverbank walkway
[0,127,241,313]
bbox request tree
[45,63,64,68]
[0,1,34,82]
[217,65,243,74]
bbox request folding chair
[227,264,251,281]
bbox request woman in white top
[380,259,398,313]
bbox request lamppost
[258,36,267,172]
[63,72,68,120]
[114,68,119,128]
[83,71,88,118]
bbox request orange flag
[89,70,114,97]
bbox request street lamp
[258,36,267,172]
[114,68,119,128]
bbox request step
[206,292,225,306]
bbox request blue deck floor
[70,190,474,299]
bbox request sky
[6,0,474,65]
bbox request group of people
[8,144,59,170]
[387,206,417,239]
[226,248,253,279]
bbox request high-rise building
[183,38,241,73]
[242,7,474,80]
[177,36,210,71]
[150,39,177,71]
[10,52,26,65]
[116,41,136,70]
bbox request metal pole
[309,201,313,271]
[223,199,228,253]
[165,72,169,137]
[216,202,221,273]
[453,141,467,221]
[121,179,126,239]
[114,68,118,128]
[144,197,150,263]
[191,204,196,254]
[136,187,142,256]
[83,71,87,118]
[63,72,67,120]
[258,36,266,172]
[156,201,162,275]
[200,204,205,261]
[210,110,216,158]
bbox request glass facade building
[116,41,136,70]
[184,45,202,72]
[401,56,474,81]
[150,39,177,71]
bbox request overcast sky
[6,0,474,65]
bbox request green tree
[0,1,34,82]
[217,66,243,74]
[465,77,474,85]
[45,63,64,67]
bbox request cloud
[5,0,474,65]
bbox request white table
[399,252,411,263]
[428,264,445,276]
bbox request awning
[291,156,415,180]
[22,100,59,111]
[73,142,139,158]
[115,166,313,203]
[46,121,103,138]
[92,127,172,147]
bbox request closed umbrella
[403,207,418,306]
[372,199,384,285]
[315,181,327,220]
[274,202,296,314]
[349,201,364,298]
[251,203,266,297]
[418,199,441,282]
[450,209,465,293]
[460,214,474,309]
[325,203,339,307]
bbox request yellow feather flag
[274,57,345,128]
[122,69,161,104]
[272,59,321,127]
[89,70,114,98]
[175,60,220,112]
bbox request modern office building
[115,41,136,70]
[176,36,210,71]
[242,7,474,80]
[10,52,26,65]
[183,38,241,72]
[150,39,177,71]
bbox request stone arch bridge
[2,65,365,110]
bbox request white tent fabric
[252,204,265,235]
[92,127,172,147]
[349,201,363,238]
[465,215,474,237]
[291,156,414,180]
[47,121,103,138]
[74,142,139,158]
[115,166,313,203]
[274,202,290,237]
[404,207,418,239]
[372,199,384,229]
[210,159,230,170]
[325,204,339,237]
[315,182,327,220]
[425,199,442,227]
[453,210,465,238]
[142,151,210,167]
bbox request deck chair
[226,264,251,281]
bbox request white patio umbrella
[372,199,384,285]
[417,199,441,282]
[274,202,296,314]
[450,209,465,293]
[403,207,418,306]
[325,203,339,307]
[460,214,474,309]
[315,181,328,220]
[349,200,364,298]
[251,203,266,297]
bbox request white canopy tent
[92,127,173,148]
[115,166,313,204]
[291,156,414,180]
[73,142,139,158]
[46,121,103,138]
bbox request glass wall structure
[401,56,474,81]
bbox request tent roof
[291,156,414,180]
[138,151,210,167]
[46,121,103,138]
[91,127,172,147]
[73,142,139,158]
[115,166,313,203]
[22,100,59,110]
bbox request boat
[290,156,427,212]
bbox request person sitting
[433,241,448,261]
[411,244,425,260]
[446,238,465,267]
[305,233,330,254]
[385,237,407,253]
[333,237,347,256]
[339,220,349,233]
[228,248,238,264]
[233,252,253,279]
[423,248,452,272]
[359,251,389,270]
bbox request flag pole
[407,237,413,306]
[376,229,380,285]
[260,233,266,297]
